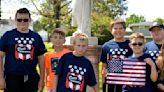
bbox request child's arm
[92,84,99,92]
[38,55,45,92]
[0,51,5,90]
[144,58,158,82]
[102,62,107,77]
[52,74,59,92]
[101,62,107,84]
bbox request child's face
[129,38,144,54]
[50,33,65,48]
[150,27,164,42]
[111,23,125,40]
[73,40,88,56]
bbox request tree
[91,11,113,45]
[126,14,146,27]
[18,0,128,45]
[93,0,128,19]
[22,0,71,29]
[108,0,128,19]
[154,17,164,24]
[91,0,128,44]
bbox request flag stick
[114,85,116,92]
[106,83,108,92]
[106,54,109,92]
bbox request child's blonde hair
[129,32,145,42]
[156,44,164,80]
[73,33,88,45]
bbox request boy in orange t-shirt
[44,28,71,92]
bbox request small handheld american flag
[106,59,146,86]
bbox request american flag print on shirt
[148,50,160,60]
[15,37,35,60]
[106,59,146,86]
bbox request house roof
[0,19,9,24]
[126,27,133,32]
[128,22,154,28]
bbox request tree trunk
[54,0,61,28]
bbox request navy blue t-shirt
[100,40,133,63]
[100,40,133,92]
[144,41,161,92]
[56,52,97,92]
[122,54,155,92]
[0,28,47,75]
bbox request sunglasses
[16,19,29,22]
[131,42,143,46]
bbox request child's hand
[102,68,107,78]
[0,77,6,90]
[144,58,158,82]
[144,58,155,66]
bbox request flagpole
[106,53,109,92]
[114,85,116,92]
[106,84,108,92]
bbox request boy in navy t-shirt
[122,32,158,92]
[0,8,47,92]
[143,22,164,92]
[100,19,133,92]
[144,22,164,61]
[53,33,97,92]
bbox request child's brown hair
[129,32,145,42]
[73,33,88,45]
[50,28,65,38]
[110,18,126,31]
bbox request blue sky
[1,0,164,21]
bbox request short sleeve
[87,62,97,86]
[0,31,9,52]
[44,53,51,68]
[100,46,107,63]
[36,34,47,56]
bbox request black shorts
[4,74,40,92]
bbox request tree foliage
[154,17,164,24]
[19,0,128,45]
[108,0,128,19]
[90,0,128,44]
[30,0,71,31]
[91,10,113,45]
[93,0,128,19]
[126,14,146,27]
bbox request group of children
[44,28,97,92]
[101,19,164,92]
[44,19,164,92]
[2,7,163,92]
